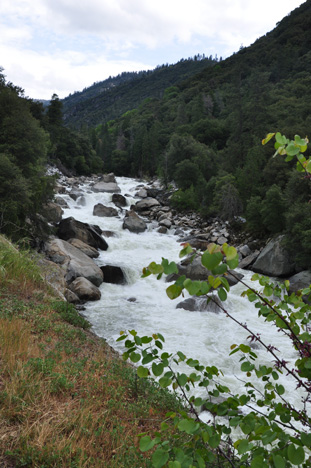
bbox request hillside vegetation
[62,56,218,128]
[0,235,182,467]
[77,0,311,268]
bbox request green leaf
[179,244,193,258]
[159,376,172,388]
[237,439,253,455]
[152,449,169,468]
[212,263,228,275]
[140,435,156,452]
[137,366,149,378]
[286,142,300,157]
[209,434,220,448]
[178,418,199,434]
[177,373,188,386]
[306,159,311,173]
[301,432,311,447]
[227,254,239,269]
[162,258,178,275]
[273,454,285,468]
[201,251,223,270]
[130,352,141,363]
[223,244,237,261]
[276,384,285,395]
[287,444,305,465]
[263,285,273,297]
[241,361,254,372]
[166,284,182,299]
[218,287,227,301]
[168,462,181,468]
[152,362,164,377]
[148,262,164,275]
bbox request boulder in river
[100,265,126,284]
[176,295,222,313]
[288,270,311,294]
[44,238,104,287]
[58,217,108,251]
[93,203,118,217]
[112,193,127,208]
[92,181,121,193]
[122,210,147,233]
[69,277,101,302]
[252,235,295,277]
[67,238,100,258]
[134,198,160,211]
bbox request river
[59,175,303,417]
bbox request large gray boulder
[44,238,104,287]
[92,181,121,193]
[122,210,147,233]
[58,217,108,251]
[252,236,295,277]
[93,203,118,217]
[67,238,99,258]
[112,193,127,208]
[69,277,101,301]
[288,271,311,294]
[135,198,160,211]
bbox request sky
[0,0,306,100]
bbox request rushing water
[59,176,303,415]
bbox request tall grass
[0,235,45,294]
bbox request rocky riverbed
[40,170,311,305]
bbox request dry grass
[0,236,181,467]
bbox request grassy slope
[0,235,181,468]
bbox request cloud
[0,0,305,98]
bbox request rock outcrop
[69,277,101,301]
[58,217,108,251]
[252,236,295,277]
[44,238,104,287]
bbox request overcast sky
[0,0,305,100]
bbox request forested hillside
[0,71,102,241]
[62,56,218,128]
[80,0,311,267]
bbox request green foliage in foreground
[117,136,311,467]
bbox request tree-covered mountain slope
[62,56,218,128]
[76,0,311,267]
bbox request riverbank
[0,235,182,468]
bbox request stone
[64,288,80,303]
[239,251,260,269]
[136,188,148,198]
[58,217,108,251]
[69,277,101,301]
[159,218,172,229]
[69,190,84,201]
[112,193,127,208]
[101,265,126,284]
[122,210,147,233]
[42,202,63,224]
[67,238,99,258]
[239,245,252,257]
[35,257,67,300]
[55,197,69,208]
[176,295,222,313]
[252,236,295,277]
[288,271,311,294]
[102,173,116,183]
[44,238,104,287]
[93,203,118,217]
[92,181,121,193]
[217,236,228,245]
[54,183,66,194]
[135,198,160,211]
[157,227,168,234]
